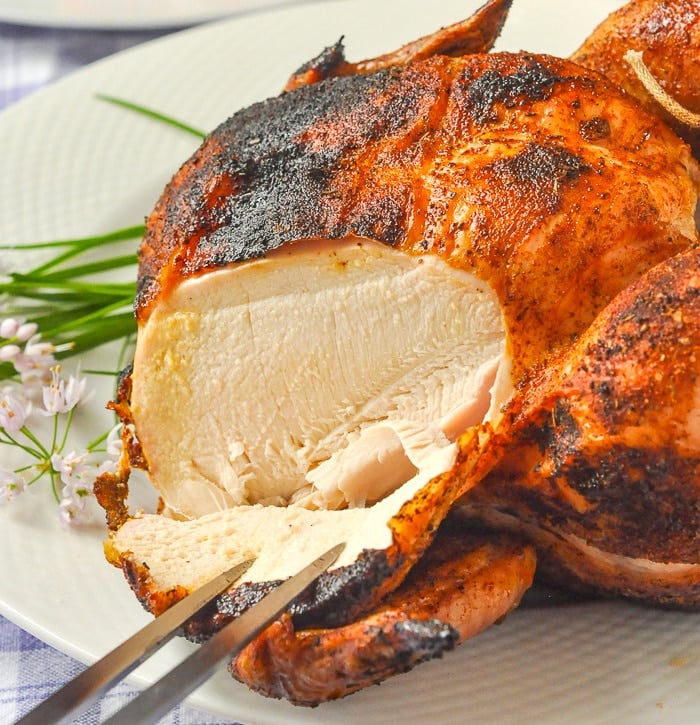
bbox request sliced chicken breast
[132,238,506,519]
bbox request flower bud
[0,318,19,339]
[0,344,20,362]
[16,322,38,342]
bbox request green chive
[96,93,207,139]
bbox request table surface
[0,13,256,725]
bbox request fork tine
[104,543,345,725]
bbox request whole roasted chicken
[97,0,700,706]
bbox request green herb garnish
[0,96,208,522]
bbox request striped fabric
[0,615,236,723]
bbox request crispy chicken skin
[228,522,535,705]
[457,247,700,607]
[571,0,700,157]
[284,0,513,91]
[137,51,697,381]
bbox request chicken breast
[136,51,697,370]
[457,247,700,607]
[103,441,471,624]
[132,239,504,519]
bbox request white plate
[2,1,700,724]
[0,0,305,29]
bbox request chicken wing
[228,521,535,705]
[284,0,513,91]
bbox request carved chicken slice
[457,247,700,608]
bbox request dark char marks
[183,68,427,263]
[459,55,572,125]
[192,547,397,637]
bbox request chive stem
[96,93,207,139]
[14,254,138,283]
[0,224,145,252]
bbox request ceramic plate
[0,0,304,30]
[2,1,700,723]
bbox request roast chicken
[96,0,700,706]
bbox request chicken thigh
[458,247,700,607]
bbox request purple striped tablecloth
[0,613,235,723]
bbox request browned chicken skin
[229,521,535,705]
[457,247,700,607]
[571,0,700,157]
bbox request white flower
[50,449,90,485]
[0,318,19,339]
[16,322,38,342]
[94,457,117,476]
[52,451,97,526]
[14,335,58,391]
[42,366,87,415]
[0,319,40,343]
[0,344,20,362]
[58,485,91,525]
[0,470,26,503]
[0,387,31,433]
[0,318,114,524]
